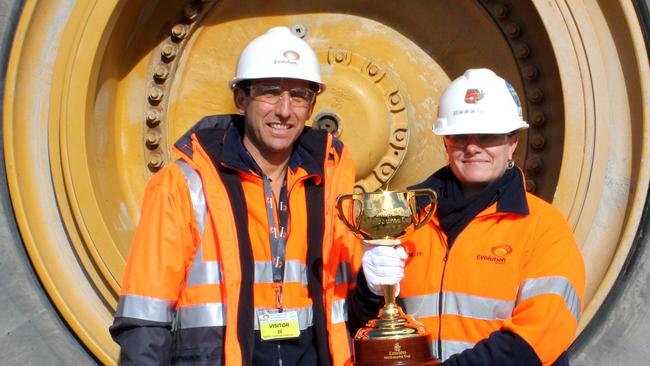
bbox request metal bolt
[381,165,393,176]
[314,114,340,136]
[529,88,544,103]
[184,5,198,20]
[394,130,406,142]
[523,65,539,81]
[335,52,345,63]
[161,43,177,61]
[148,153,164,171]
[493,4,509,19]
[505,23,521,38]
[146,131,161,149]
[368,64,379,77]
[148,86,164,103]
[146,109,161,127]
[390,93,401,106]
[530,134,545,149]
[525,156,543,173]
[514,43,530,59]
[153,64,169,81]
[531,111,546,126]
[291,23,307,39]
[171,24,188,40]
[525,179,537,193]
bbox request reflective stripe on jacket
[400,170,585,365]
[110,115,360,365]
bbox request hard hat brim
[434,117,529,135]
[229,76,325,94]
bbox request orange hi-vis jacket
[398,168,586,365]
[110,115,361,365]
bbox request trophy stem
[383,284,396,306]
[381,284,399,320]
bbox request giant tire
[0,0,95,364]
[1,1,649,365]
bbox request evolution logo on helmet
[274,50,299,66]
[464,88,484,104]
[283,50,300,60]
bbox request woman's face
[444,133,519,196]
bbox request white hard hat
[230,26,325,93]
[433,68,529,135]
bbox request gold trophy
[336,189,440,365]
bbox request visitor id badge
[259,310,300,340]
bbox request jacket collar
[409,165,529,216]
[175,114,324,179]
[220,118,323,178]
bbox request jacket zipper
[221,163,314,366]
[437,244,450,360]
[433,212,504,360]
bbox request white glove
[362,241,408,297]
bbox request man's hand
[362,241,408,296]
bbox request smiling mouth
[268,123,290,130]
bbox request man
[110,26,360,366]
[352,68,585,365]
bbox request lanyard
[262,175,289,310]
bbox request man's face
[444,133,518,195]
[235,78,316,163]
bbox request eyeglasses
[248,84,316,107]
[443,133,513,148]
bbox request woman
[353,69,585,365]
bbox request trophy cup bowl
[336,189,440,365]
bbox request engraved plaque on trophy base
[353,335,440,365]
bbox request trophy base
[353,334,441,366]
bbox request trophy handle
[410,189,438,230]
[336,194,363,236]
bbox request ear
[233,88,247,113]
[508,133,519,159]
[441,136,451,151]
